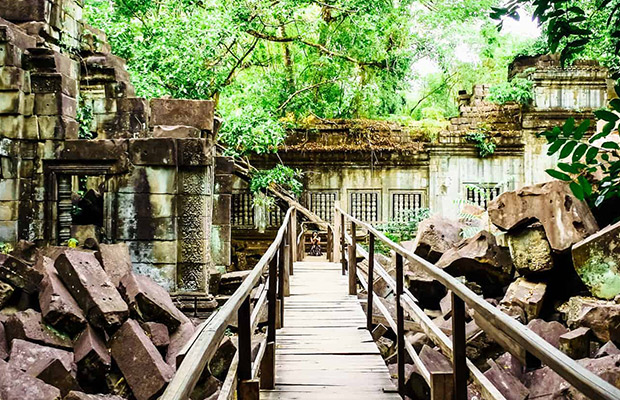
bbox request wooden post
[283,226,291,297]
[327,228,333,262]
[348,221,357,296]
[396,253,405,396]
[278,242,285,327]
[341,213,346,275]
[260,256,278,389]
[333,202,341,264]
[452,293,468,400]
[367,233,374,332]
[290,208,297,273]
[237,296,257,400]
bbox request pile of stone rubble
[0,243,231,400]
[371,180,620,399]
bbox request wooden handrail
[161,207,295,400]
[336,206,620,400]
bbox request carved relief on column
[176,166,213,292]
[57,174,72,244]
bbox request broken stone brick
[499,278,547,323]
[141,321,169,350]
[402,240,447,309]
[0,359,62,400]
[9,338,74,373]
[0,280,13,307]
[489,181,599,252]
[527,319,568,349]
[150,98,214,131]
[0,253,43,293]
[495,352,524,380]
[0,321,7,360]
[218,270,251,295]
[435,231,514,296]
[109,319,174,400]
[5,309,73,349]
[55,250,129,331]
[36,255,86,337]
[507,225,554,275]
[166,322,196,369]
[119,272,188,331]
[27,358,82,397]
[595,341,620,358]
[410,215,463,263]
[74,325,111,393]
[560,296,620,343]
[484,359,529,400]
[64,392,126,400]
[95,243,133,288]
[559,327,591,360]
[572,220,620,300]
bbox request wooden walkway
[261,257,400,399]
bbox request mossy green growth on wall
[575,250,620,300]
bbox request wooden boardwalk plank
[260,259,400,399]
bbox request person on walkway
[309,231,323,256]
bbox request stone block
[499,278,547,323]
[120,272,189,331]
[74,325,111,393]
[0,22,37,48]
[8,338,74,374]
[116,193,176,219]
[128,138,177,166]
[0,359,61,400]
[36,255,86,336]
[38,115,78,140]
[214,173,232,194]
[5,309,73,349]
[141,321,170,349]
[560,296,620,342]
[0,66,29,91]
[212,194,231,225]
[0,91,27,114]
[0,321,6,360]
[27,357,82,397]
[65,392,126,400]
[55,250,129,331]
[0,220,17,241]
[95,243,133,288]
[215,156,234,174]
[126,240,177,264]
[572,220,620,299]
[34,92,76,117]
[177,138,212,166]
[92,98,117,114]
[70,224,100,245]
[0,281,13,308]
[166,321,195,368]
[0,201,17,220]
[0,115,23,138]
[115,216,176,241]
[178,169,211,195]
[59,139,127,162]
[24,49,79,79]
[150,98,214,131]
[211,225,231,267]
[0,253,43,293]
[30,72,78,97]
[0,0,52,22]
[0,178,17,200]
[153,125,201,138]
[109,319,174,400]
[118,166,177,194]
[559,327,591,359]
[132,263,176,292]
[0,42,23,68]
[117,97,149,113]
[527,319,568,349]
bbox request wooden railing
[335,206,620,400]
[160,207,296,400]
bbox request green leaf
[573,119,590,139]
[548,138,566,155]
[560,140,577,159]
[563,117,575,136]
[558,162,580,174]
[585,147,599,163]
[610,99,620,112]
[572,143,588,161]
[546,169,572,181]
[602,141,620,150]
[578,175,592,197]
[594,109,619,122]
[615,83,620,98]
[570,181,585,200]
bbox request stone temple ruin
[0,0,233,300]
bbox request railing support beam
[237,296,256,400]
[340,212,346,275]
[367,233,374,332]
[452,293,468,400]
[396,253,405,396]
[349,221,357,295]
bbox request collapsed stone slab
[507,225,554,275]
[74,325,111,393]
[64,392,126,400]
[36,255,86,336]
[500,278,547,323]
[141,321,169,350]
[5,309,73,349]
[166,321,195,369]
[120,272,188,331]
[9,338,74,373]
[27,357,82,397]
[527,319,568,349]
[410,215,463,263]
[0,253,43,293]
[484,359,529,400]
[560,296,620,343]
[489,181,599,252]
[0,359,62,400]
[55,250,128,331]
[0,321,7,360]
[95,243,133,288]
[572,220,620,300]
[436,231,513,296]
[109,319,174,400]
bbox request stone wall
[0,1,231,295]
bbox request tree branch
[277,79,340,111]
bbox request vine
[466,126,496,158]
[76,96,94,140]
